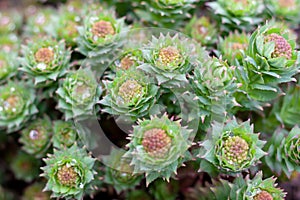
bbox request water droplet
[3,101,10,110]
[75,16,80,22]
[36,63,47,70]
[29,130,39,140]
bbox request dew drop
[29,130,39,140]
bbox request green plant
[207,0,264,32]
[0,81,38,133]
[56,68,101,120]
[139,33,208,88]
[100,69,158,121]
[199,118,266,175]
[52,120,78,149]
[19,116,52,158]
[235,22,300,110]
[20,38,71,85]
[185,16,218,47]
[124,114,192,185]
[76,9,128,67]
[41,145,96,200]
[264,126,300,178]
[133,0,198,29]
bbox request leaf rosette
[199,118,266,174]
[124,115,192,185]
[20,38,71,85]
[100,69,159,121]
[56,68,102,120]
[0,81,38,133]
[41,145,96,200]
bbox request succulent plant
[187,172,285,199]
[133,0,198,29]
[0,34,19,53]
[24,8,56,36]
[0,51,18,84]
[10,151,41,182]
[19,38,71,85]
[0,10,22,34]
[19,117,52,158]
[184,178,232,200]
[47,5,81,48]
[185,16,218,47]
[110,49,143,72]
[190,57,238,125]
[264,126,300,178]
[23,182,51,200]
[218,31,249,66]
[139,33,208,88]
[230,171,286,200]
[199,118,266,175]
[56,68,102,120]
[265,0,300,25]
[207,0,264,32]
[103,150,142,193]
[235,22,300,110]
[52,120,78,149]
[41,145,96,200]
[149,179,179,200]
[272,83,300,128]
[0,81,38,133]
[100,69,158,121]
[124,114,192,185]
[76,10,127,68]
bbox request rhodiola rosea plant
[0,0,300,199]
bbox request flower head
[223,136,249,165]
[264,33,292,59]
[34,47,55,64]
[91,20,115,39]
[158,46,182,66]
[120,56,135,70]
[57,165,78,186]
[142,128,172,158]
[118,80,143,104]
[254,191,273,200]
